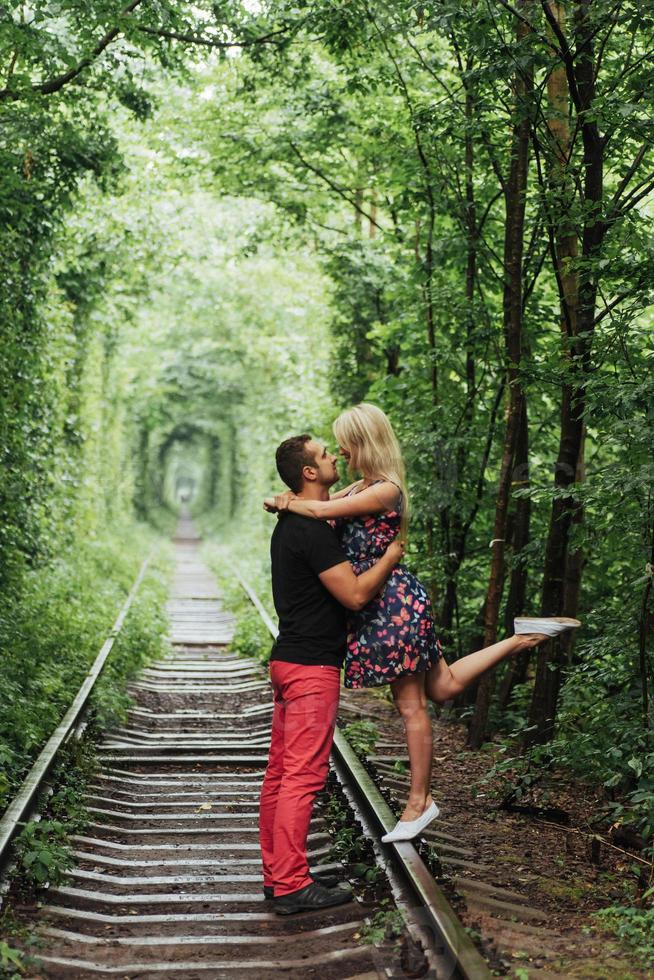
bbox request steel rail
[0,554,153,876]
[235,570,492,980]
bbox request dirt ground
[341,687,652,979]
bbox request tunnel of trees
[1,0,653,893]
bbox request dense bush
[0,526,170,812]
[594,905,654,970]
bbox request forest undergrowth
[0,526,171,814]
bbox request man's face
[305,439,339,488]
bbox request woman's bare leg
[425,633,546,704]
[390,673,434,821]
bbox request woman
[265,404,580,842]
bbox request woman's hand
[263,491,297,513]
[388,538,406,564]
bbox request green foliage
[5,681,175,912]
[228,606,274,666]
[329,825,368,867]
[360,899,406,945]
[13,820,72,892]
[0,940,25,978]
[351,862,384,885]
[92,552,171,731]
[483,624,654,845]
[204,543,276,664]
[324,789,375,870]
[594,906,654,969]
[323,787,384,888]
[8,734,101,900]
[46,737,97,831]
[1,733,99,916]
[0,527,169,811]
[325,241,402,405]
[342,720,380,757]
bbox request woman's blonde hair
[333,403,409,537]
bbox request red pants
[259,661,340,896]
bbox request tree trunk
[440,71,478,644]
[527,0,605,744]
[467,4,532,748]
[639,519,654,729]
[354,188,363,233]
[560,425,586,665]
[503,398,531,633]
[369,189,378,239]
[467,393,523,747]
[440,380,506,640]
[498,398,532,710]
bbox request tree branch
[478,125,508,196]
[134,23,293,49]
[593,289,637,327]
[611,175,654,218]
[491,0,561,56]
[287,143,384,232]
[478,189,504,235]
[609,143,651,211]
[461,379,507,543]
[0,0,145,102]
[530,128,575,338]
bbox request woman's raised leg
[425,633,545,704]
[390,673,434,821]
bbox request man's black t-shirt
[270,513,348,668]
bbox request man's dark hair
[276,434,316,493]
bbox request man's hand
[319,537,406,611]
[387,538,406,564]
[264,491,296,513]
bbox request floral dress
[336,484,443,689]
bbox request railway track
[3,517,493,978]
[335,695,564,971]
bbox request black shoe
[311,870,341,889]
[263,871,342,900]
[274,881,353,915]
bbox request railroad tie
[28,517,384,979]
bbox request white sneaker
[514,616,581,637]
[381,801,440,843]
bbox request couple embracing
[259,403,580,915]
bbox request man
[259,434,404,915]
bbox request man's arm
[319,539,404,611]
